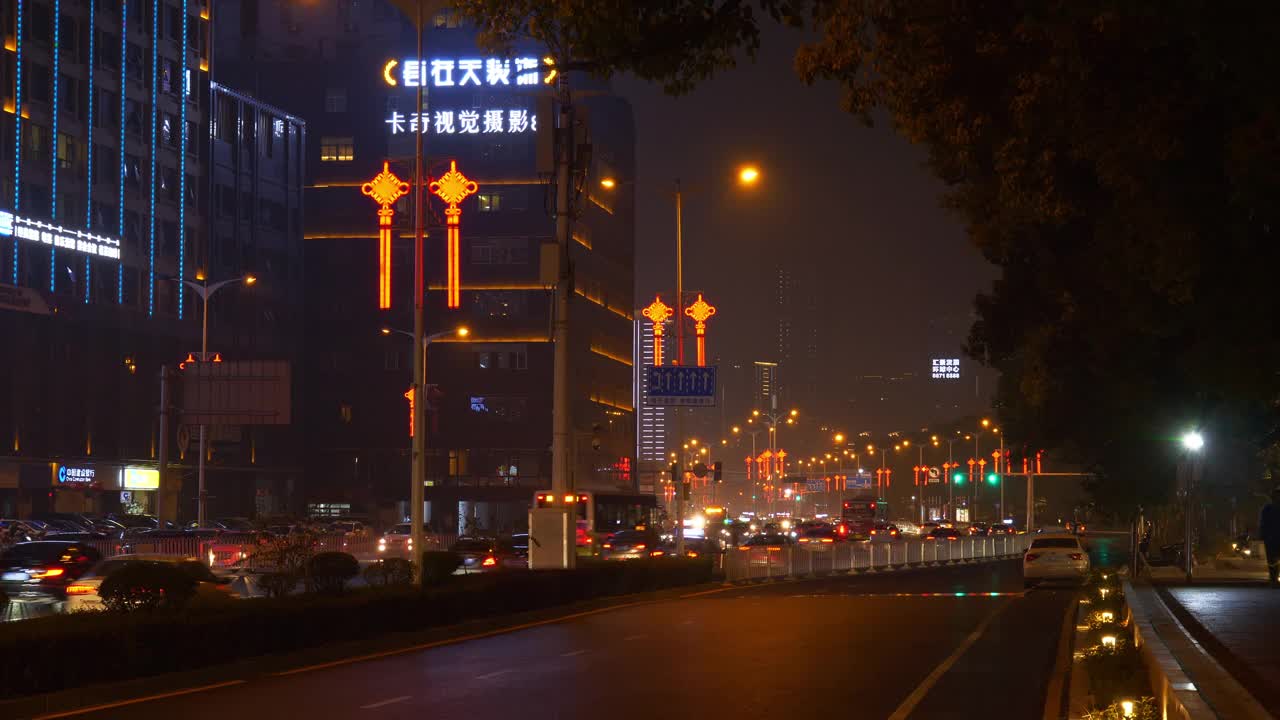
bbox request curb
[1123,579,1273,720]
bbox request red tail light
[31,567,65,579]
[947,536,958,541]
[738,545,749,551]
[602,543,612,548]
[870,530,877,535]
[650,550,665,557]
[1069,553,1084,560]
[634,544,646,551]
[891,530,899,536]
[1025,553,1040,562]
[482,556,497,567]
[65,583,94,595]
[837,525,848,536]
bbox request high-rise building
[214,1,636,531]
[754,361,778,410]
[0,0,305,519]
[772,265,820,412]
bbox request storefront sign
[57,465,96,484]
[385,108,537,136]
[0,210,122,260]
[122,467,160,490]
[383,57,544,88]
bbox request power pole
[409,1,428,584]
[549,72,576,568]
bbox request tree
[794,1,1280,511]
[454,0,803,93]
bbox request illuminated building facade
[633,316,667,491]
[0,2,304,518]
[215,1,636,531]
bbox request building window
[24,123,50,164]
[324,88,347,113]
[124,154,142,189]
[125,99,143,137]
[476,192,501,212]
[319,136,354,162]
[471,291,527,319]
[468,396,527,423]
[56,133,78,171]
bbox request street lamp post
[1181,431,1205,582]
[177,273,255,527]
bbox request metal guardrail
[76,533,461,569]
[722,534,1029,582]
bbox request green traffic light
[986,473,1000,485]
[953,473,966,485]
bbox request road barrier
[723,534,1030,582]
[76,532,460,569]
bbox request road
[61,533,1127,720]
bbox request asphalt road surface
[62,533,1128,720]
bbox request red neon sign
[683,293,717,367]
[641,296,674,367]
[361,162,411,309]
[429,160,479,309]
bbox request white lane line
[560,649,587,657]
[360,695,412,710]
[475,668,514,680]
[622,634,646,641]
[886,600,1011,720]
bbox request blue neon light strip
[177,0,187,318]
[12,0,24,283]
[118,0,127,303]
[50,0,60,292]
[85,3,94,303]
[148,0,158,316]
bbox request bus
[534,491,661,550]
[839,490,887,541]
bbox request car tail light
[798,537,811,543]
[602,543,612,549]
[634,544,646,551]
[891,530,899,537]
[31,567,65,579]
[837,525,848,536]
[1069,553,1084,560]
[738,545,750,551]
[870,530,877,535]
[947,536,958,541]
[820,538,834,543]
[650,550,665,557]
[687,551,698,558]
[65,583,94,595]
[482,556,497,567]
[1025,553,1040,562]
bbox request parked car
[211,518,256,533]
[30,513,96,533]
[0,541,102,606]
[449,537,527,573]
[65,555,236,612]
[1023,534,1090,587]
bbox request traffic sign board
[927,466,941,484]
[692,462,708,478]
[646,366,717,406]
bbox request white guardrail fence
[721,535,1030,582]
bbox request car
[64,555,236,612]
[450,537,527,573]
[868,523,901,542]
[892,520,922,536]
[210,518,256,533]
[1023,534,1090,587]
[29,513,96,533]
[797,524,840,551]
[992,524,1019,535]
[0,520,45,542]
[655,537,715,558]
[0,541,103,607]
[43,531,111,541]
[376,523,429,556]
[600,530,660,560]
[737,533,795,568]
[509,533,530,557]
[925,527,963,541]
[967,523,991,536]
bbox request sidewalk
[1144,563,1280,717]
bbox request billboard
[180,360,292,426]
[931,358,960,380]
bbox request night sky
[617,22,996,429]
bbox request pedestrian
[1260,487,1280,587]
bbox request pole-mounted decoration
[683,293,717,367]
[361,161,410,309]
[429,160,478,308]
[641,295,674,367]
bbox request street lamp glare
[456,326,470,338]
[599,177,617,189]
[752,409,761,417]
[981,418,990,428]
[244,274,257,285]
[737,165,760,185]
[789,409,798,417]
[194,269,207,281]
[732,426,741,434]
[380,328,392,335]
[1182,431,1205,452]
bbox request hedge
[0,558,713,699]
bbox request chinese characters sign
[429,160,478,309]
[361,162,410,309]
[386,108,537,136]
[1,210,121,260]
[931,358,960,380]
[383,57,544,88]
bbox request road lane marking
[360,695,412,709]
[560,649,587,657]
[885,600,1010,720]
[475,669,513,680]
[274,599,653,677]
[33,680,247,719]
[1042,597,1079,720]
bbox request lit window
[476,192,501,212]
[319,136,354,162]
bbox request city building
[213,1,637,531]
[753,360,779,410]
[0,0,304,520]
[772,265,820,412]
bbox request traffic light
[712,461,723,483]
[670,461,680,478]
[986,473,1000,486]
[953,472,966,485]
[681,481,691,501]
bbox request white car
[1023,534,1090,588]
[64,555,234,612]
[892,520,922,536]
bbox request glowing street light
[1182,431,1205,452]
[834,433,845,444]
[599,177,617,189]
[737,165,761,185]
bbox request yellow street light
[824,453,832,460]
[789,409,799,417]
[599,178,617,190]
[981,418,991,428]
[867,444,874,452]
[720,439,727,446]
[244,274,257,285]
[931,435,938,442]
[834,433,845,444]
[690,438,699,446]
[737,165,761,186]
[380,328,392,335]
[732,426,741,434]
[786,418,794,425]
[903,439,911,447]
[700,447,708,455]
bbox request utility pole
[549,69,576,568]
[409,0,427,583]
[673,183,685,558]
[157,365,172,526]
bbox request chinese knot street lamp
[428,160,479,308]
[360,161,410,309]
[641,295,674,367]
[683,293,717,367]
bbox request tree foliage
[793,1,1280,510]
[453,0,803,94]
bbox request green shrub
[421,551,462,583]
[364,558,414,587]
[99,562,198,612]
[256,572,296,598]
[307,552,359,594]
